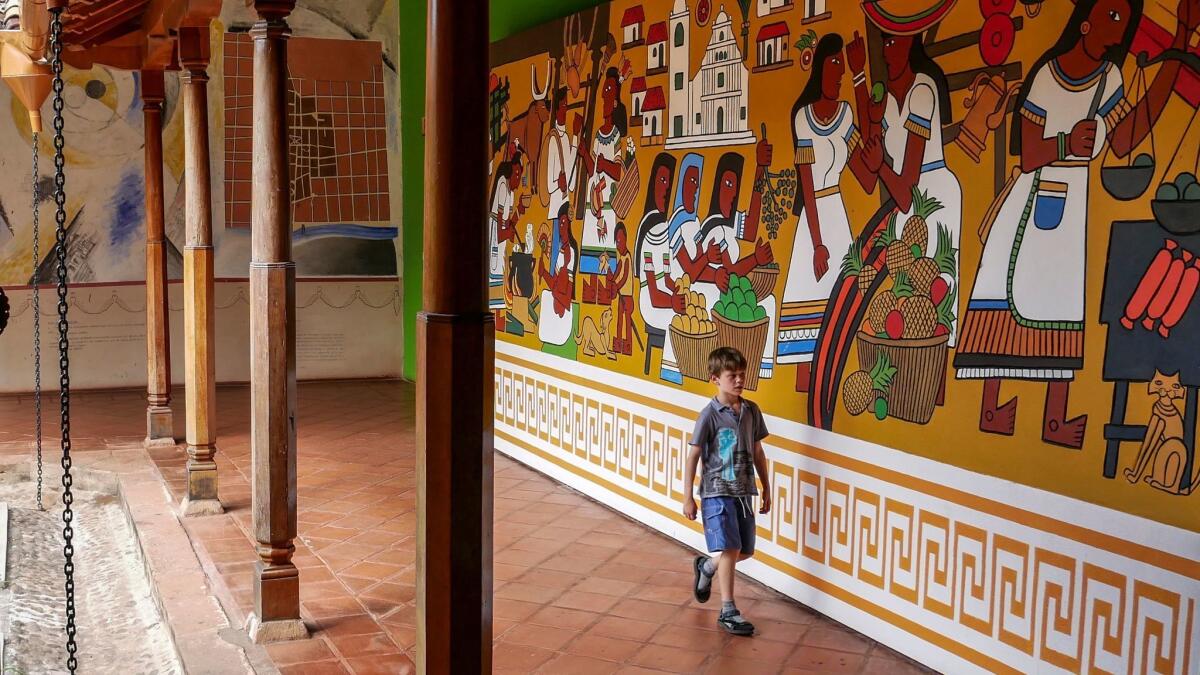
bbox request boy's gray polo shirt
[689,397,768,498]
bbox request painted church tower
[668,0,690,141]
[665,5,755,149]
[694,8,749,138]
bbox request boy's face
[711,368,746,399]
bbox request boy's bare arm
[753,440,771,514]
[682,444,702,520]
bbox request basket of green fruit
[713,274,770,391]
[1101,153,1155,201]
[1151,171,1200,235]
[747,263,780,301]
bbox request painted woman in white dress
[537,204,579,346]
[685,150,777,380]
[954,0,1196,448]
[578,67,628,304]
[658,153,704,385]
[861,32,963,341]
[634,153,688,383]
[779,33,880,392]
[488,150,525,314]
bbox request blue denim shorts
[701,496,756,555]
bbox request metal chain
[49,9,77,672]
[31,133,42,512]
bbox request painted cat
[1124,370,1198,495]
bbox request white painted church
[666,1,756,149]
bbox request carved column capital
[178,25,211,78]
[250,0,295,24]
[141,69,166,108]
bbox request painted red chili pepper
[1159,255,1200,339]
[1123,239,1177,330]
[1144,252,1188,331]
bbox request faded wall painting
[491,2,1200,670]
[0,1,400,287]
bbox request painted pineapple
[901,295,938,339]
[879,213,913,277]
[908,257,939,296]
[840,240,878,295]
[867,290,897,333]
[844,352,897,417]
[900,187,943,257]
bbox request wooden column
[179,26,224,517]
[417,0,493,671]
[246,0,306,644]
[142,69,174,449]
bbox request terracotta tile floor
[0,382,931,674]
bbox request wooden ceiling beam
[62,1,150,47]
[13,0,218,72]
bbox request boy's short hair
[708,347,748,378]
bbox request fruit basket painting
[713,274,770,391]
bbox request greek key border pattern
[494,364,1199,674]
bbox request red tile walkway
[0,382,931,674]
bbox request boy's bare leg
[717,549,739,603]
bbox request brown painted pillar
[246,0,307,644]
[142,69,174,449]
[417,0,493,671]
[179,26,224,518]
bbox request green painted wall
[397,0,604,379]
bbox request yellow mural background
[492,0,1200,531]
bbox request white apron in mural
[538,243,576,346]
[489,180,514,311]
[581,126,622,275]
[779,101,860,364]
[957,60,1127,380]
[640,218,683,383]
[883,73,962,344]
[543,123,580,219]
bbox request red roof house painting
[630,76,648,126]
[647,21,668,72]
[622,5,645,46]
[641,85,666,143]
[754,22,792,72]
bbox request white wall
[0,278,402,393]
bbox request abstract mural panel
[223,33,392,230]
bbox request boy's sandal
[692,556,712,604]
[717,614,755,636]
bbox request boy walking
[682,347,771,636]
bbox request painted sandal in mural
[717,613,755,636]
[692,556,712,604]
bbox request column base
[179,496,225,517]
[145,405,175,446]
[245,614,308,644]
[184,454,221,512]
[144,436,178,450]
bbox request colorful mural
[491,1,1200,668]
[489,0,1200,537]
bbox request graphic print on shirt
[717,427,738,482]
